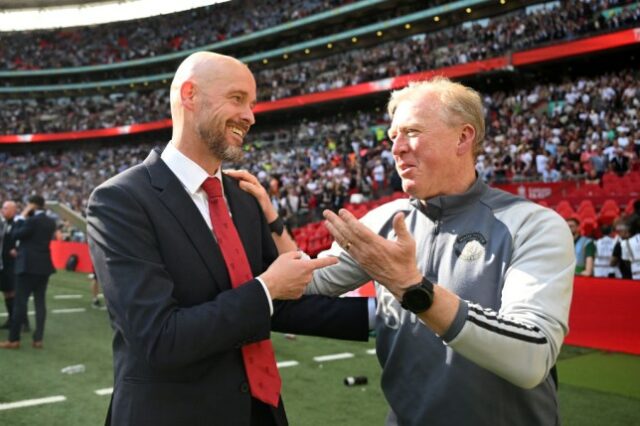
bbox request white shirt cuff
[255,276,274,316]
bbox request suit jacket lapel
[223,173,262,275]
[144,149,231,291]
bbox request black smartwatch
[268,216,285,236]
[400,276,434,314]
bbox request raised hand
[323,209,422,297]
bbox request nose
[391,134,408,156]
[241,105,255,126]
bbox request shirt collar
[161,142,223,195]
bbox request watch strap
[268,216,285,236]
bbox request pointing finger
[305,256,339,270]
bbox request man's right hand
[259,251,338,300]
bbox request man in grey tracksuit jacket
[308,78,575,425]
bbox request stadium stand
[1,0,639,248]
[1,3,640,425]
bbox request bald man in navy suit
[86,52,370,426]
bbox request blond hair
[387,76,485,157]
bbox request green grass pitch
[0,271,638,425]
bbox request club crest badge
[454,232,486,261]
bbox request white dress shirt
[161,142,274,314]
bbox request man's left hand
[323,209,422,298]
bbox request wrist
[258,273,277,299]
[399,270,424,288]
[261,200,278,223]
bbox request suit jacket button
[240,382,249,393]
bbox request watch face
[402,280,434,314]
[405,289,432,312]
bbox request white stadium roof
[0,0,229,31]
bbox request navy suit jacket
[87,149,368,426]
[14,212,56,276]
[2,219,17,268]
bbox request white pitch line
[0,395,66,411]
[366,348,376,355]
[277,360,299,368]
[94,388,113,396]
[52,308,86,314]
[54,294,83,299]
[313,353,354,363]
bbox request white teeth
[229,126,244,137]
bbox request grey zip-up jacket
[307,177,575,426]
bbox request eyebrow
[393,123,424,131]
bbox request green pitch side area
[0,271,638,425]
[559,351,640,399]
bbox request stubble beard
[197,120,244,163]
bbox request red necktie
[202,177,281,407]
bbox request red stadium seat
[600,199,620,214]
[598,210,619,226]
[578,209,596,223]
[555,200,576,219]
[577,199,596,216]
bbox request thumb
[392,212,412,242]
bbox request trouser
[9,273,49,342]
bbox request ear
[180,81,196,111]
[456,123,476,157]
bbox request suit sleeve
[272,296,369,341]
[87,182,273,370]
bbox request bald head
[2,201,16,220]
[170,52,253,118]
[168,51,257,171]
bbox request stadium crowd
[257,0,640,100]
[2,0,639,135]
[1,68,639,221]
[0,0,452,70]
[2,1,637,72]
[1,1,639,282]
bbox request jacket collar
[411,176,488,221]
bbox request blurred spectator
[567,217,595,276]
[610,221,632,279]
[594,225,621,278]
[621,232,640,279]
[626,199,640,236]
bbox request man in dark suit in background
[85,51,370,426]
[0,195,56,349]
[1,200,20,329]
[0,200,30,332]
